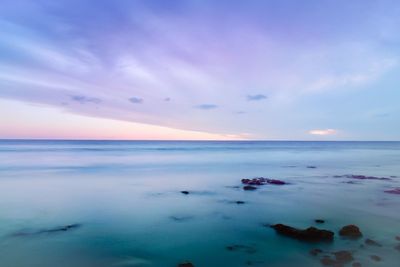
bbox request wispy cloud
[194,104,218,110]
[70,95,101,104]
[308,129,337,136]
[247,94,267,101]
[129,97,143,104]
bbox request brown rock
[333,250,353,264]
[339,225,362,239]
[271,224,334,242]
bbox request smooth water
[0,141,399,267]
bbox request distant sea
[0,140,399,267]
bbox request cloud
[70,95,101,104]
[129,97,143,104]
[247,94,267,101]
[308,129,337,136]
[194,104,218,110]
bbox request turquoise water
[0,141,399,267]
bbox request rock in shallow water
[310,248,323,256]
[271,224,334,242]
[370,255,381,262]
[180,191,190,195]
[178,262,194,267]
[334,174,391,181]
[339,225,362,239]
[243,185,257,191]
[365,238,382,247]
[384,188,400,195]
[241,177,287,185]
[352,262,362,267]
[315,219,325,224]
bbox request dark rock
[307,166,317,169]
[384,188,400,195]
[181,191,190,195]
[395,244,400,252]
[333,250,353,263]
[11,224,81,237]
[226,244,256,254]
[271,224,334,242]
[370,255,381,262]
[315,219,325,224]
[310,248,323,256]
[236,201,245,204]
[339,225,362,239]
[352,262,362,267]
[243,185,257,191]
[241,177,286,186]
[365,238,382,247]
[396,235,400,241]
[335,174,391,181]
[169,215,194,222]
[178,262,194,267]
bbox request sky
[0,0,399,140]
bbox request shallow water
[0,140,399,267]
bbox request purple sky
[0,0,400,140]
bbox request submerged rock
[396,236,400,241]
[333,250,353,263]
[310,248,323,256]
[178,262,194,267]
[334,174,391,181]
[395,244,400,252]
[181,191,190,195]
[370,255,381,262]
[352,262,362,267]
[307,166,317,169]
[339,225,362,239]
[384,188,400,195]
[365,238,382,247]
[315,219,325,224]
[226,244,257,254]
[235,201,245,204]
[11,224,81,237]
[271,224,334,242]
[243,185,257,191]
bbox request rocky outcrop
[271,224,334,242]
[384,188,400,195]
[241,177,286,186]
[339,225,362,239]
[334,174,391,181]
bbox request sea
[0,140,399,267]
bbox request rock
[271,224,334,242]
[181,191,190,195]
[339,225,362,239]
[235,201,245,204]
[307,166,317,169]
[352,262,362,267]
[333,250,353,263]
[315,219,325,224]
[241,177,286,186]
[365,238,382,247]
[384,188,400,195]
[178,262,194,267]
[11,224,81,237]
[335,174,391,181]
[370,255,381,262]
[395,244,400,252]
[226,244,256,254]
[243,185,257,191]
[396,235,400,241]
[320,256,339,266]
[310,248,323,256]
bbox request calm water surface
[0,141,399,267]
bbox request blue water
[0,140,399,267]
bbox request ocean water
[0,140,399,267]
